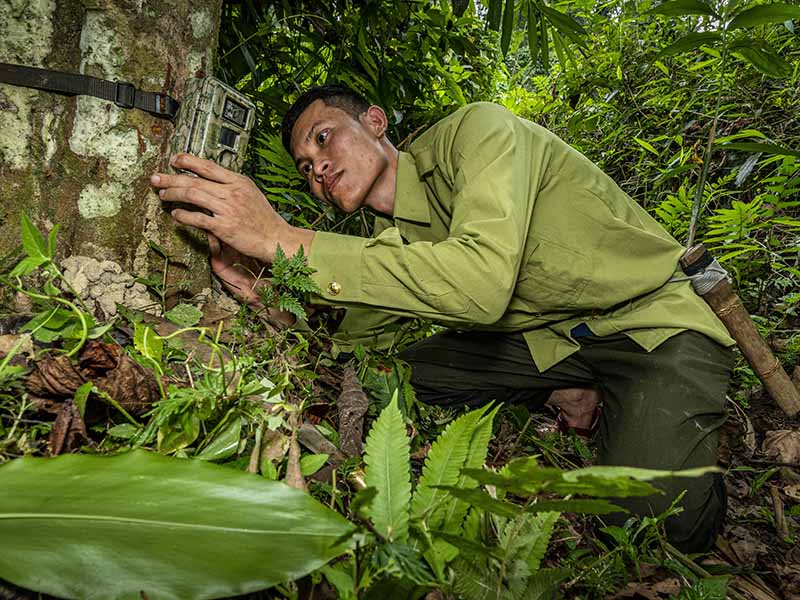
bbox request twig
[769,486,790,542]
[663,542,749,600]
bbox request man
[150,85,735,553]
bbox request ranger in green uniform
[151,85,735,553]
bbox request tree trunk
[0,0,223,315]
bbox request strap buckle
[152,93,179,121]
[114,81,135,109]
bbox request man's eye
[317,130,328,144]
[301,164,311,175]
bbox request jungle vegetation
[1,1,799,599]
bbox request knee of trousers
[603,472,726,554]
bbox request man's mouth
[326,172,342,197]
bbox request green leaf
[500,0,515,55]
[73,382,94,419]
[0,450,353,600]
[715,141,800,157]
[9,255,47,278]
[647,0,718,18]
[107,423,140,440]
[47,224,59,259]
[196,417,243,462]
[411,405,489,527]
[488,0,502,30]
[464,459,717,498]
[363,394,411,542]
[20,214,48,260]
[527,2,540,63]
[634,137,661,156]
[164,304,203,327]
[729,39,792,77]
[657,32,722,57]
[540,5,588,50]
[300,453,330,476]
[729,3,800,29]
[133,323,163,364]
[432,486,521,518]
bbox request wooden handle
[682,244,800,416]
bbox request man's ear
[362,105,388,138]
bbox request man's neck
[363,141,398,217]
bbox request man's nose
[313,159,330,180]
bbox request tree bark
[0,0,223,313]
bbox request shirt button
[327,281,341,296]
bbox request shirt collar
[392,151,431,225]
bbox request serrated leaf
[657,32,721,57]
[521,567,569,600]
[0,450,353,600]
[729,3,800,29]
[363,394,411,542]
[647,0,718,18]
[164,304,203,327]
[411,405,489,526]
[20,214,48,260]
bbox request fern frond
[451,557,496,600]
[410,405,489,529]
[363,394,411,543]
[520,568,569,600]
[500,511,559,574]
[438,406,499,533]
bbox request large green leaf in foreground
[0,450,354,600]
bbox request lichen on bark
[0,0,224,307]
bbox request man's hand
[208,233,296,328]
[150,154,314,264]
[546,388,601,435]
[207,233,264,308]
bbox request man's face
[290,99,389,214]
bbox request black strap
[0,62,179,121]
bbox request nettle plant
[321,398,714,599]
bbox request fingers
[207,232,221,255]
[150,172,229,197]
[170,208,215,231]
[159,185,223,213]
[170,153,239,184]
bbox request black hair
[281,84,371,154]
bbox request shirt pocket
[514,237,590,312]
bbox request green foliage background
[219,0,800,370]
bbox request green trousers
[400,329,734,553]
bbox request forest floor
[0,298,798,600]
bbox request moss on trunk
[0,0,224,306]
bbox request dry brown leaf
[79,341,159,416]
[725,525,770,567]
[762,430,800,464]
[338,366,369,457]
[49,400,89,456]
[784,483,800,501]
[284,431,307,492]
[26,353,85,397]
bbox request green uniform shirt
[307,102,734,371]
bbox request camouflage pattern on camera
[170,77,255,173]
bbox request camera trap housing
[170,77,255,174]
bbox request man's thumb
[207,232,221,255]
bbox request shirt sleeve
[307,103,536,326]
